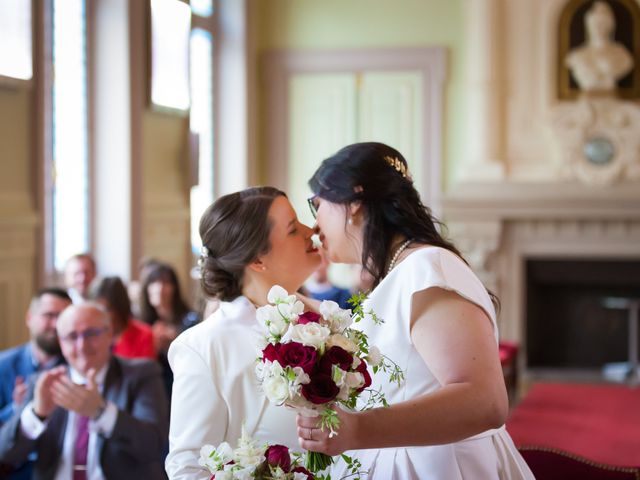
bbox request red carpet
[506,382,640,467]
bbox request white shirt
[20,364,118,480]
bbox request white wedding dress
[331,247,534,479]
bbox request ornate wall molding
[551,99,640,184]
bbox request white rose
[288,323,330,349]
[267,285,290,303]
[366,346,383,367]
[263,374,290,405]
[325,333,358,353]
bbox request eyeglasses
[59,327,108,344]
[307,195,319,219]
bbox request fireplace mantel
[442,182,640,221]
[438,181,640,379]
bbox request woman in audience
[140,262,200,396]
[297,142,534,479]
[166,187,321,479]
[90,276,156,360]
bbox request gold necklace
[387,238,413,274]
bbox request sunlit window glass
[150,0,191,111]
[189,28,214,252]
[0,0,32,80]
[52,0,89,269]
[191,0,213,17]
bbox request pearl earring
[348,217,353,225]
[262,266,267,271]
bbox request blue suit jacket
[0,344,38,425]
[0,356,169,480]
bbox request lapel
[96,357,122,455]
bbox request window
[50,0,89,270]
[150,0,191,112]
[189,2,215,253]
[0,0,32,81]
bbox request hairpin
[384,155,410,179]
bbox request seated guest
[304,249,353,309]
[90,276,156,360]
[0,303,168,480]
[0,288,71,479]
[64,253,97,304]
[127,257,161,317]
[140,262,200,396]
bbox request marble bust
[565,1,634,92]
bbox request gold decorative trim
[519,445,640,478]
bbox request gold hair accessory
[384,155,411,179]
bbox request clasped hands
[33,365,105,421]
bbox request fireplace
[526,259,640,369]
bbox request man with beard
[0,303,168,480]
[0,288,71,479]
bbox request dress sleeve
[165,336,228,480]
[406,248,497,334]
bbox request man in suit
[64,254,97,304]
[0,288,72,426]
[0,303,169,480]
[0,288,72,479]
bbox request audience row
[0,254,202,480]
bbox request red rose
[292,466,315,479]
[279,342,318,374]
[265,444,291,472]
[355,360,372,392]
[262,343,282,363]
[318,346,353,375]
[298,311,321,324]
[301,373,339,404]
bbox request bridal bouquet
[199,428,314,480]
[255,286,402,473]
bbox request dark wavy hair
[89,276,132,333]
[199,186,286,301]
[140,262,191,326]
[309,142,499,309]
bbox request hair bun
[200,256,241,301]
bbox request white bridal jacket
[165,296,299,480]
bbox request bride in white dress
[299,143,534,479]
[166,187,322,479]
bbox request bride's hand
[295,291,321,313]
[296,407,358,456]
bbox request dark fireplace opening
[526,259,640,369]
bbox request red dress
[113,318,156,360]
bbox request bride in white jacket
[165,187,322,479]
